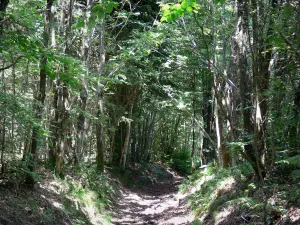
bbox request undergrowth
[170,148,192,174]
[55,164,116,224]
[182,161,300,225]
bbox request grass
[0,162,117,225]
[181,161,300,224]
[52,165,118,224]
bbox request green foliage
[70,165,116,207]
[160,0,198,22]
[171,149,192,174]
[282,155,300,166]
[181,163,254,217]
[0,93,37,127]
[87,1,118,30]
[290,170,300,182]
[192,219,201,225]
[46,165,117,224]
[7,153,41,183]
[225,197,263,211]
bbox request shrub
[171,148,192,174]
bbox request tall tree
[26,0,54,184]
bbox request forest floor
[110,164,194,225]
[0,166,101,225]
[0,163,194,225]
[0,162,299,225]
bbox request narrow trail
[111,166,194,225]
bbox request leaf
[106,1,118,14]
[160,16,167,22]
[106,4,114,13]
[167,15,173,22]
[177,8,185,17]
[174,4,181,9]
[283,6,293,18]
[45,65,56,80]
[163,9,170,17]
[291,170,300,181]
[186,6,193,13]
[215,0,226,4]
[161,4,170,11]
[88,16,96,30]
[181,1,188,9]
[92,4,103,11]
[98,10,104,19]
[75,20,85,29]
[91,4,105,19]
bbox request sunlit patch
[112,172,194,225]
[177,101,186,109]
[214,206,234,224]
[282,207,300,223]
[219,177,235,191]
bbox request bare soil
[110,164,194,225]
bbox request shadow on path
[111,164,194,225]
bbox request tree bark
[26,0,54,184]
[96,18,106,172]
[120,104,133,168]
[0,0,9,36]
[75,0,92,165]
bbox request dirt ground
[110,164,194,225]
[0,164,194,225]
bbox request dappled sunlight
[111,166,194,224]
[40,194,63,210]
[112,190,194,224]
[35,173,111,225]
[213,206,235,225]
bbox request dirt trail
[111,165,194,225]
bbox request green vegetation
[181,162,300,224]
[0,0,299,224]
[171,149,192,174]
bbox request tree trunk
[54,0,73,174]
[202,72,213,163]
[120,104,133,168]
[251,0,274,179]
[75,0,92,165]
[96,99,105,171]
[0,0,9,36]
[0,62,6,174]
[96,18,106,172]
[26,0,54,184]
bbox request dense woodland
[0,0,299,224]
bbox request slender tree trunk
[96,19,105,172]
[202,72,213,162]
[49,82,58,169]
[191,72,196,160]
[76,0,92,165]
[0,62,6,174]
[26,0,53,184]
[121,104,133,168]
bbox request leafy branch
[0,56,23,71]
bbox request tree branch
[279,31,300,60]
[0,56,23,71]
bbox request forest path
[110,164,194,225]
